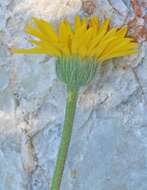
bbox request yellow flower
[12,16,138,62]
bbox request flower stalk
[50,87,78,190]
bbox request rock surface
[0,0,147,189]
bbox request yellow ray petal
[81,17,88,27]
[28,39,61,56]
[101,37,133,55]
[90,16,99,30]
[62,46,71,55]
[58,19,73,55]
[91,37,116,57]
[117,26,128,37]
[89,16,99,36]
[99,49,138,61]
[59,19,73,43]
[99,18,110,33]
[71,24,88,54]
[111,42,138,54]
[59,20,68,43]
[104,40,137,57]
[78,28,94,49]
[77,28,95,57]
[89,28,117,56]
[25,23,49,41]
[88,18,110,50]
[12,47,49,54]
[32,17,58,43]
[102,27,117,41]
[74,15,81,31]
[63,19,73,36]
[78,46,87,58]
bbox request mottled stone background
[0,0,147,189]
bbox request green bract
[56,56,98,89]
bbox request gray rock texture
[0,0,147,189]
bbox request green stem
[50,87,78,190]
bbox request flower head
[13,16,138,62]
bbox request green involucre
[56,56,98,89]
